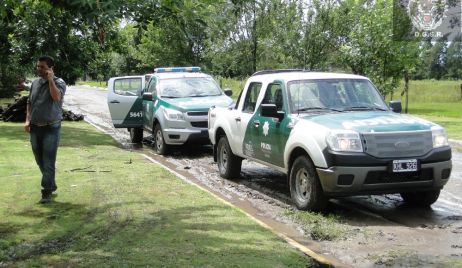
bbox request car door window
[262,83,284,112]
[147,77,157,97]
[114,78,141,96]
[242,82,262,113]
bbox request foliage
[1,0,460,97]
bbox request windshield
[159,77,222,98]
[288,79,388,113]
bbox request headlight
[326,130,363,152]
[431,126,448,148]
[163,108,184,121]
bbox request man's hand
[46,69,54,81]
[24,121,30,133]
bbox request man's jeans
[30,122,61,195]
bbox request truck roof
[249,71,368,82]
[151,72,212,79]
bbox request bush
[0,69,17,98]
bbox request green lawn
[408,104,462,141]
[0,121,311,267]
[389,80,462,141]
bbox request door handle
[110,100,120,104]
[235,117,241,122]
[253,120,260,127]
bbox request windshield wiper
[161,95,179,98]
[190,94,209,97]
[190,93,221,97]
[344,106,387,111]
[296,107,343,112]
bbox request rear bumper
[317,160,452,196]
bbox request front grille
[187,111,208,116]
[362,131,433,158]
[191,121,208,128]
[364,168,433,184]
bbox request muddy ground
[64,85,462,267]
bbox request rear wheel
[217,136,242,179]
[154,124,168,155]
[289,156,327,211]
[400,190,440,206]
[129,127,143,144]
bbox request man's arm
[46,69,61,102]
[24,102,31,133]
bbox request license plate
[392,159,418,172]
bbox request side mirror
[261,104,284,121]
[389,100,402,113]
[142,92,153,101]
[223,88,232,97]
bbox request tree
[444,36,462,79]
[337,0,419,98]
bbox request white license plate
[392,159,418,172]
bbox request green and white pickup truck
[208,70,452,211]
[107,67,233,154]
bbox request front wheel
[217,136,242,179]
[400,190,440,206]
[129,127,143,144]
[153,124,168,155]
[289,156,327,211]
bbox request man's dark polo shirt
[28,77,66,125]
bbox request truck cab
[107,67,233,154]
[208,70,452,211]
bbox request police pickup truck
[208,70,452,211]
[107,67,233,154]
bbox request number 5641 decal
[129,111,143,118]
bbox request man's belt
[31,120,61,127]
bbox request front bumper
[317,160,452,196]
[163,128,209,145]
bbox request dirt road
[64,85,462,267]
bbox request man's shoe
[39,194,52,204]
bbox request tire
[289,156,327,211]
[217,136,242,179]
[129,127,143,144]
[153,124,168,155]
[400,190,440,207]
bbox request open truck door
[107,76,145,128]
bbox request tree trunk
[251,2,257,74]
[404,72,409,114]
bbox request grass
[0,121,312,267]
[399,80,462,103]
[75,80,107,88]
[216,76,246,101]
[283,209,350,241]
[388,80,462,141]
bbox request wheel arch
[288,147,311,180]
[153,117,160,129]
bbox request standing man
[24,56,66,204]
